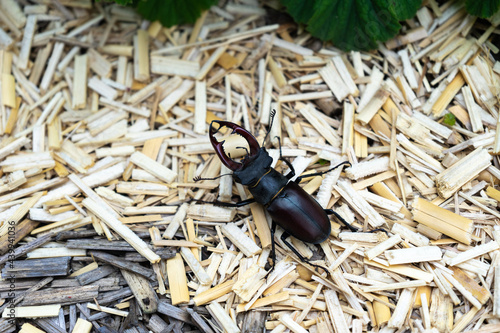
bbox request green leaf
[113,0,134,5]
[136,0,218,27]
[281,0,410,51]
[96,0,135,5]
[358,0,402,42]
[308,0,401,51]
[443,113,456,126]
[465,0,500,18]
[386,0,422,20]
[281,0,316,24]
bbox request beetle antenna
[193,174,233,182]
[261,109,277,146]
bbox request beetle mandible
[194,111,357,269]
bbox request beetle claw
[209,120,260,171]
[210,122,222,135]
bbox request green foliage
[281,0,422,51]
[282,0,315,24]
[280,0,500,52]
[136,0,218,27]
[465,0,500,18]
[104,0,500,50]
[386,0,422,20]
[111,0,134,5]
[443,113,456,127]
[101,0,218,27]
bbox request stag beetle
[194,111,357,269]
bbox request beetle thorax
[232,148,273,186]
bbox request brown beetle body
[208,120,334,245]
[267,181,331,244]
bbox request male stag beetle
[194,111,357,269]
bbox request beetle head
[209,120,260,171]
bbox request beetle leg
[275,136,296,179]
[265,222,287,279]
[294,161,351,183]
[326,210,388,234]
[280,232,329,273]
[369,228,389,235]
[283,161,296,180]
[189,198,256,207]
[325,209,359,232]
[269,222,277,273]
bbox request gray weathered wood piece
[97,286,133,305]
[0,318,15,333]
[1,256,70,279]
[36,318,67,333]
[0,277,53,314]
[0,233,54,265]
[69,304,77,332]
[76,265,116,285]
[21,285,99,306]
[56,230,98,241]
[157,300,193,324]
[51,276,120,291]
[0,279,46,291]
[67,238,134,251]
[187,307,215,333]
[242,310,268,333]
[124,247,176,261]
[147,314,171,333]
[90,251,155,280]
[121,269,158,314]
